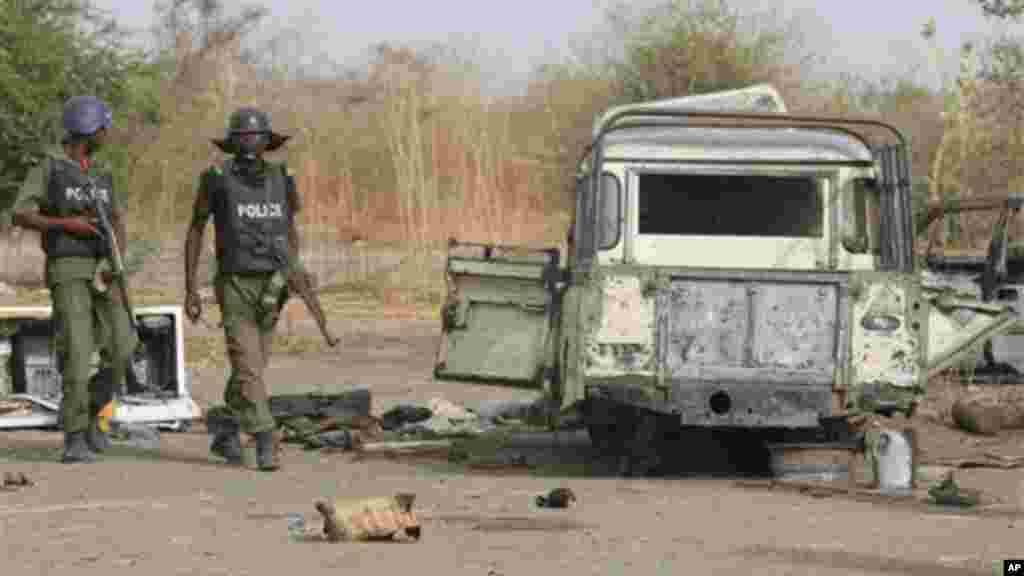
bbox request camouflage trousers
[214,273,279,435]
[51,279,137,434]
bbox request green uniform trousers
[214,273,278,434]
[51,279,137,434]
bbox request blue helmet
[62,95,112,137]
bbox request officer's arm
[10,162,56,233]
[185,169,214,296]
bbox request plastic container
[287,513,306,541]
[874,429,915,493]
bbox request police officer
[183,106,302,471]
[8,95,137,463]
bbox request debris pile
[0,398,34,417]
[204,387,551,456]
[536,487,577,509]
[927,471,980,508]
[1,471,33,491]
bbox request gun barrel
[92,199,137,332]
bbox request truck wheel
[586,421,617,452]
[617,408,662,477]
[583,399,634,455]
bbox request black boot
[61,431,98,464]
[254,430,279,471]
[85,421,111,454]
[210,427,243,465]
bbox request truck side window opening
[636,173,823,238]
[597,173,621,250]
[574,172,622,255]
[840,178,881,254]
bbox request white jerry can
[869,428,917,493]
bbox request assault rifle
[243,228,340,347]
[284,259,340,348]
[86,181,139,335]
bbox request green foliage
[980,37,1024,84]
[0,0,156,213]
[604,0,797,104]
[973,1,1024,88]
[975,0,1024,19]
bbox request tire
[586,421,617,453]
[583,399,636,456]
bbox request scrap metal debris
[109,423,161,450]
[536,487,577,509]
[314,493,421,542]
[0,398,34,417]
[2,471,33,491]
[206,388,550,464]
[928,471,980,508]
[379,405,432,430]
[269,387,372,421]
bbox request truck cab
[433,85,1017,469]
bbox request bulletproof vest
[213,159,291,275]
[43,156,114,259]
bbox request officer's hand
[61,216,99,237]
[185,290,202,323]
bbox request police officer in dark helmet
[8,95,137,463]
[183,106,302,471]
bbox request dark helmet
[62,95,112,137]
[211,106,289,153]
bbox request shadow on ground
[0,430,232,470]
[362,427,778,480]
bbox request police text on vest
[237,203,284,219]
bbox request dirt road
[2,317,1023,575]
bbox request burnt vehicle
[433,85,1018,472]
[918,193,1024,381]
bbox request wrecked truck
[918,192,1024,379]
[433,84,1018,472]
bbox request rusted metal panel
[850,280,922,390]
[924,297,1017,377]
[586,380,831,428]
[668,383,831,428]
[662,281,747,370]
[658,278,841,387]
[751,284,837,370]
[591,85,875,165]
[434,241,560,387]
[581,274,658,378]
[602,127,875,164]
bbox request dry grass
[2,22,1022,307]
[49,38,574,309]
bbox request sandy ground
[3,312,1024,575]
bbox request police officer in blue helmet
[10,95,137,463]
